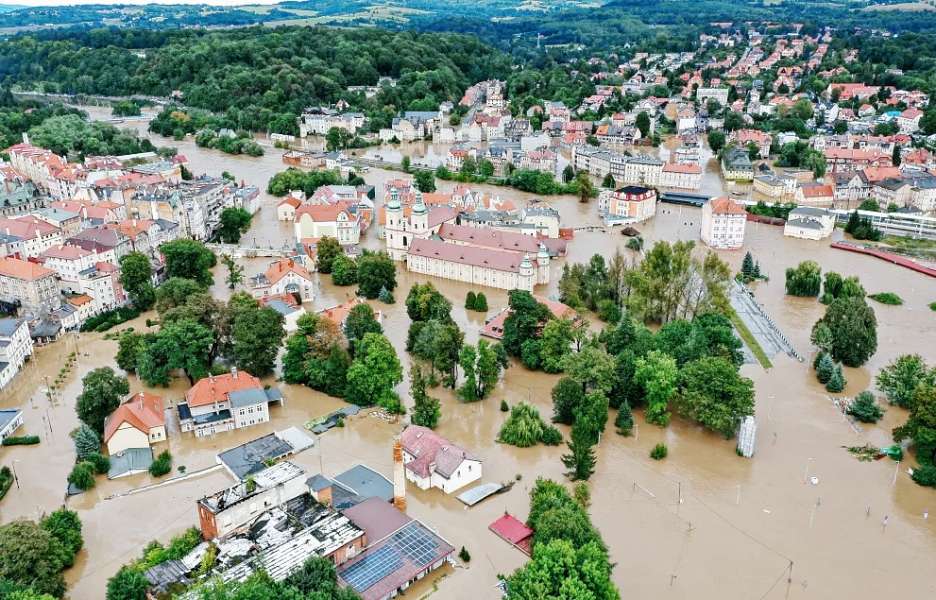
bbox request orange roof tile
[103,392,164,442]
[185,371,262,408]
[0,257,56,281]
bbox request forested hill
[0,26,511,134]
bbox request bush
[847,391,884,423]
[597,299,622,323]
[466,291,477,310]
[825,364,846,393]
[459,546,471,562]
[87,452,111,475]
[930,302,936,312]
[650,443,668,460]
[868,292,903,306]
[0,466,12,500]
[80,306,141,332]
[500,399,509,412]
[912,464,936,487]
[498,402,559,447]
[615,401,634,436]
[1,435,39,446]
[474,292,488,312]
[378,286,395,304]
[816,353,835,384]
[149,451,172,477]
[68,461,96,490]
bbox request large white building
[400,425,481,494]
[701,196,747,249]
[598,186,657,224]
[293,202,362,246]
[0,318,33,389]
[783,207,835,240]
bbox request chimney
[230,366,238,379]
[393,436,406,512]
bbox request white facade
[701,198,747,249]
[0,319,33,389]
[783,207,835,240]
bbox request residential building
[0,318,33,389]
[0,408,24,443]
[293,202,362,246]
[753,172,796,199]
[0,257,59,318]
[250,259,315,303]
[660,162,703,190]
[721,147,754,181]
[795,182,835,207]
[103,392,166,456]
[177,369,283,438]
[298,108,366,137]
[0,216,64,258]
[701,196,746,249]
[197,462,312,539]
[259,294,306,333]
[783,207,835,240]
[481,296,576,340]
[598,185,658,224]
[400,425,482,494]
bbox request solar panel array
[340,522,441,593]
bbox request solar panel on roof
[340,522,442,593]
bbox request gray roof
[108,447,154,478]
[228,388,270,409]
[264,299,299,317]
[333,465,393,503]
[0,318,23,337]
[307,474,333,492]
[789,206,831,218]
[0,408,22,433]
[217,433,294,480]
[786,218,823,230]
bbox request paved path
[730,282,802,362]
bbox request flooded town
[0,5,935,600]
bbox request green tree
[560,345,616,396]
[0,520,69,597]
[636,111,651,138]
[675,357,754,438]
[562,417,598,481]
[160,239,216,286]
[474,292,488,312]
[785,261,822,297]
[331,254,358,286]
[40,509,82,568]
[221,254,243,290]
[345,333,403,412]
[68,462,95,490]
[118,252,154,310]
[71,423,100,460]
[635,350,678,427]
[458,340,504,401]
[502,290,551,357]
[551,376,581,425]
[876,355,934,408]
[230,303,285,377]
[498,403,561,448]
[812,297,877,367]
[539,318,573,374]
[893,383,936,467]
[155,277,205,314]
[406,282,452,322]
[409,365,441,428]
[816,352,835,384]
[707,130,726,153]
[106,567,149,600]
[315,236,342,274]
[343,302,382,352]
[401,155,411,173]
[217,207,252,244]
[601,173,616,188]
[615,401,634,436]
[826,364,846,393]
[412,319,463,387]
[465,291,477,311]
[848,391,884,423]
[76,367,129,434]
[562,164,575,183]
[356,251,396,299]
[413,169,436,193]
[160,319,215,384]
[575,171,594,203]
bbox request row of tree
[0,509,83,598]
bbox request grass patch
[728,309,773,369]
[868,292,903,305]
[929,302,936,312]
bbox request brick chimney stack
[392,436,406,512]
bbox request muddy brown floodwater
[0,106,933,599]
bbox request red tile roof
[263,258,312,286]
[0,257,56,281]
[708,196,746,215]
[400,425,477,479]
[103,392,164,443]
[185,371,262,408]
[407,238,527,274]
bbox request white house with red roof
[250,258,315,303]
[897,108,923,134]
[701,197,746,249]
[177,368,283,437]
[293,202,362,246]
[400,425,481,494]
[103,392,167,455]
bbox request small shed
[489,513,533,556]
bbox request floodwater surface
[0,106,934,599]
